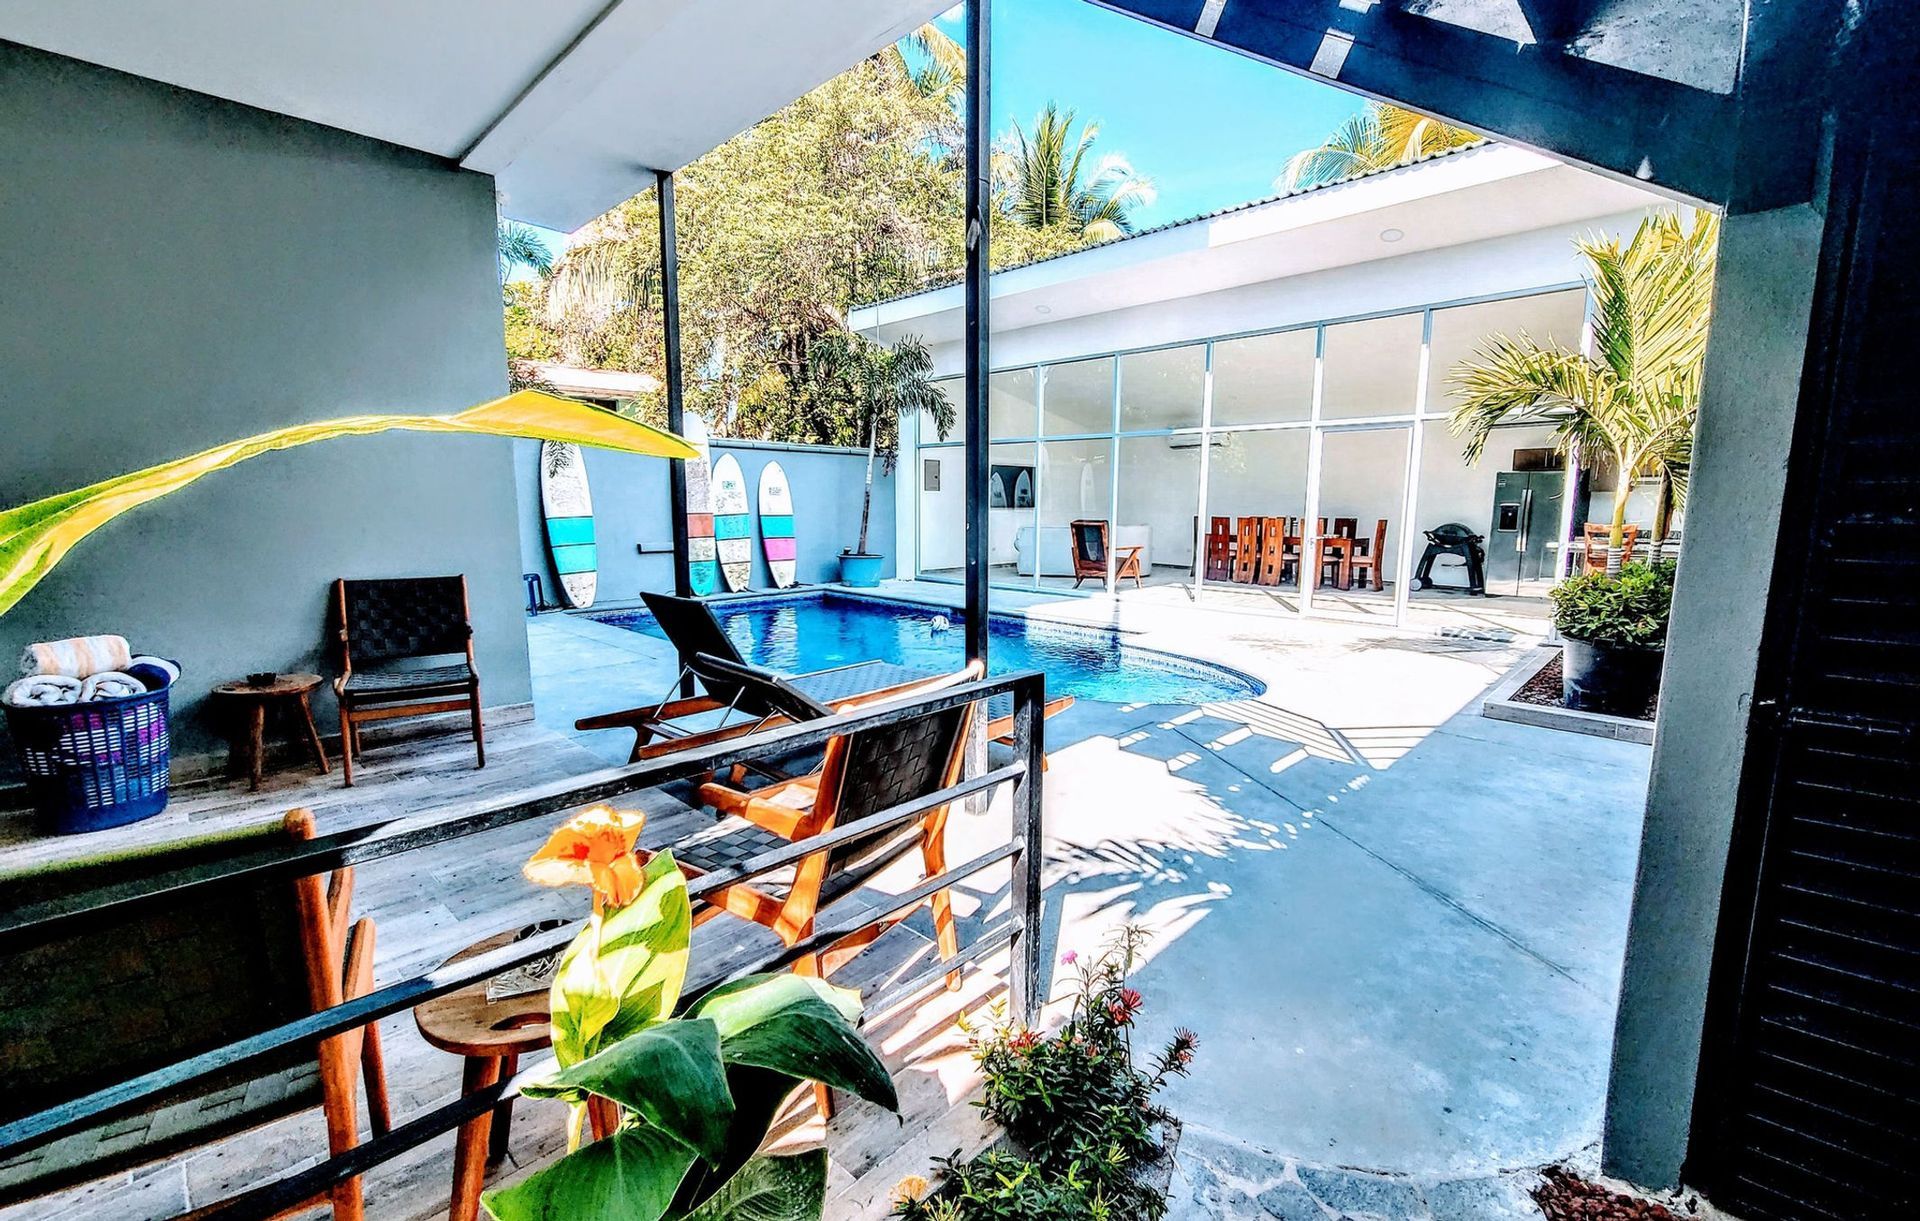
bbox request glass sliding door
[1036,437,1115,590]
[1203,427,1310,609]
[1115,434,1201,589]
[1308,426,1411,624]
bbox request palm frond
[498,221,554,281]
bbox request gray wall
[0,44,529,769]
[516,437,896,605]
[1601,204,1826,1187]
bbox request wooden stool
[210,673,328,791]
[414,930,554,1221]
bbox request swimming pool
[591,592,1263,706]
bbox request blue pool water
[592,592,1262,706]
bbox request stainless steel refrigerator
[1486,471,1564,593]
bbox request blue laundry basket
[5,683,172,834]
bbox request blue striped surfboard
[539,441,597,608]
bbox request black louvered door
[1690,7,1920,1219]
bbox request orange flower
[524,805,649,908]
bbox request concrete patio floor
[530,579,1653,1217]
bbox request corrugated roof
[853,139,1493,312]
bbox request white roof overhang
[2,0,948,229]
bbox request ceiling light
[1034,304,1053,315]
[1380,228,1405,243]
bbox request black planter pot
[1561,637,1665,715]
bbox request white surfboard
[539,442,596,608]
[711,453,752,592]
[683,415,719,596]
[757,461,797,589]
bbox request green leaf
[481,1124,698,1221]
[523,1020,734,1165]
[667,1067,808,1216]
[551,852,692,1065]
[0,391,695,618]
[674,1151,829,1221]
[690,974,897,1112]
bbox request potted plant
[1447,210,1717,572]
[486,804,900,1220]
[810,331,954,588]
[892,926,1196,1220]
[1549,559,1676,715]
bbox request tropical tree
[809,332,953,557]
[998,104,1156,244]
[498,220,554,283]
[1448,210,1719,569]
[881,21,967,106]
[1278,102,1479,192]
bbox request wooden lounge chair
[0,811,390,1219]
[575,592,934,763]
[333,575,483,787]
[656,664,987,1115]
[677,650,1070,773]
[1070,520,1144,589]
[1232,517,1261,583]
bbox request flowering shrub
[893,926,1197,1221]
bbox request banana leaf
[0,390,695,617]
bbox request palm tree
[1278,102,1479,192]
[880,22,966,104]
[998,104,1156,243]
[810,331,953,556]
[1448,210,1719,571]
[497,221,554,282]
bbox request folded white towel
[80,672,144,702]
[5,675,83,706]
[20,635,132,679]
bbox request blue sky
[937,0,1363,228]
[517,0,1363,262]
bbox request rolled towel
[20,635,132,679]
[4,675,83,707]
[80,672,145,702]
[126,655,181,691]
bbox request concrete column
[1599,204,1825,1187]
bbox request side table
[209,673,329,790]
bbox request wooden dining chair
[1204,517,1235,581]
[1581,523,1642,572]
[1256,517,1288,586]
[1346,519,1390,591]
[653,665,985,1116]
[0,811,390,1219]
[1232,518,1261,583]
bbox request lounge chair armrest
[575,696,723,731]
[696,777,817,837]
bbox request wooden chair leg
[338,705,355,788]
[449,1056,500,1221]
[930,888,961,991]
[362,1019,392,1138]
[469,683,486,769]
[489,1053,519,1163]
[316,1032,364,1221]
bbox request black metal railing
[0,669,1049,1221]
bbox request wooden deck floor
[0,721,1009,1221]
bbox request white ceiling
[850,145,1669,346]
[2,0,948,229]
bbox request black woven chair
[332,576,483,786]
[0,811,389,1219]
